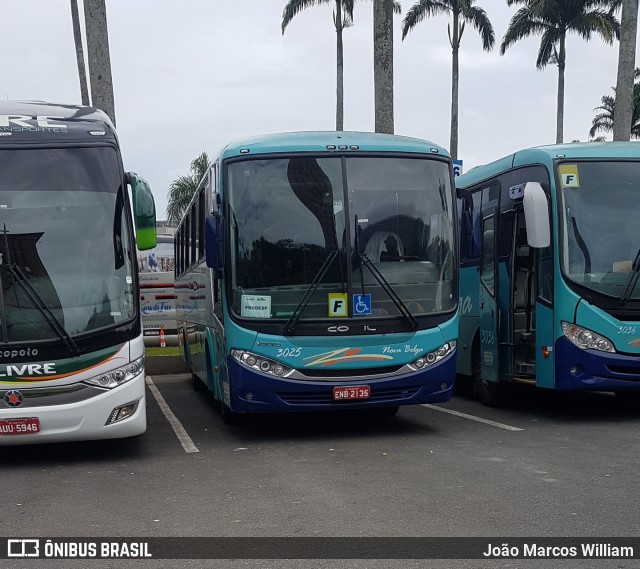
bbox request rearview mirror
[205,213,224,275]
[523,181,550,248]
[128,172,157,251]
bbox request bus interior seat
[364,231,404,261]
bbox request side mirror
[523,182,550,248]
[128,172,157,251]
[205,213,224,274]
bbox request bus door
[510,209,537,382]
[479,185,500,386]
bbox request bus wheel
[219,401,238,425]
[472,353,503,407]
[192,372,206,392]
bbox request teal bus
[175,131,458,420]
[456,142,640,405]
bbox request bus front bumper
[555,337,640,391]
[226,353,456,413]
[0,374,146,446]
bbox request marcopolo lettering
[1,348,38,359]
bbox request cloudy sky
[1,0,627,217]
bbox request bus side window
[460,191,481,262]
[538,244,553,303]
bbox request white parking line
[421,404,524,431]
[145,376,199,453]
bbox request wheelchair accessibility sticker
[353,294,372,316]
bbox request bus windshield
[559,160,640,301]
[0,146,136,343]
[227,155,455,322]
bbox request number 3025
[277,348,302,358]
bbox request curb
[145,355,188,376]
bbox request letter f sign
[328,293,348,317]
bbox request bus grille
[604,364,640,379]
[296,365,403,378]
[277,386,420,405]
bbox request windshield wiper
[283,249,340,334]
[0,267,8,343]
[358,252,419,330]
[2,224,80,353]
[570,215,592,280]
[353,213,417,329]
[619,246,640,303]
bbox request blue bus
[456,142,640,405]
[175,131,458,421]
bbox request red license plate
[0,418,40,435]
[333,385,370,401]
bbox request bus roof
[219,131,450,160]
[0,100,117,144]
[456,141,640,189]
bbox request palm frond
[282,0,328,33]
[463,5,495,51]
[401,0,452,39]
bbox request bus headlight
[231,350,293,378]
[408,341,456,371]
[84,356,145,389]
[561,322,615,353]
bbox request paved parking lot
[2,373,640,566]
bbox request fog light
[245,392,254,400]
[106,401,138,425]
[570,365,583,377]
[440,382,448,390]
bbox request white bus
[138,232,178,346]
[0,101,156,445]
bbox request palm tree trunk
[84,0,116,125]
[70,0,89,106]
[450,14,460,160]
[613,0,639,141]
[374,0,394,134]
[556,35,566,144]
[335,1,344,131]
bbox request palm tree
[590,68,640,139]
[613,0,638,140]
[374,0,403,134]
[166,152,211,226]
[401,0,495,161]
[84,0,116,124]
[501,0,619,144]
[282,0,357,131]
[70,0,89,106]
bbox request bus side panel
[457,265,480,377]
[535,302,555,388]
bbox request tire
[219,401,238,425]
[472,348,503,407]
[192,371,206,392]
